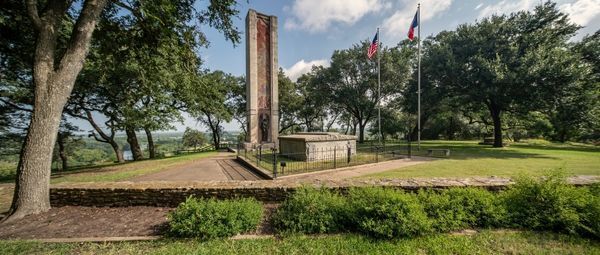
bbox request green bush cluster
[168,196,263,239]
[272,187,345,234]
[503,174,598,237]
[273,177,600,239]
[346,187,431,238]
[418,187,506,232]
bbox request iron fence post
[334,147,337,169]
[272,148,277,178]
[347,145,351,164]
[408,134,412,158]
[376,145,379,163]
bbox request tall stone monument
[245,9,278,149]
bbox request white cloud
[477,0,537,19]
[283,59,330,81]
[284,0,388,32]
[382,0,453,41]
[475,3,484,10]
[560,0,600,26]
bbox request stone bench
[427,149,450,157]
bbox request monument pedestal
[243,142,276,150]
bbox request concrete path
[129,153,263,182]
[278,156,437,181]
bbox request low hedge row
[166,174,599,240]
[168,197,263,239]
[273,174,600,239]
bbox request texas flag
[408,9,419,41]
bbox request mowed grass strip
[49,151,218,183]
[364,140,600,178]
[1,231,599,255]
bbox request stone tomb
[278,132,357,161]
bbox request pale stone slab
[279,132,357,161]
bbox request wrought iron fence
[237,141,422,178]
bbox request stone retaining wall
[49,176,598,207]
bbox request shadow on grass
[358,141,565,161]
[0,173,15,184]
[511,144,600,153]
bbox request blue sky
[75,0,600,134]
[200,0,599,80]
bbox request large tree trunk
[110,141,125,163]
[144,127,155,159]
[125,127,144,160]
[10,103,63,221]
[209,122,220,150]
[57,135,68,171]
[488,104,504,148]
[85,111,125,163]
[358,121,366,143]
[5,0,108,223]
[410,114,428,141]
[212,130,220,150]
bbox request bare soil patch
[0,206,171,239]
[0,204,278,240]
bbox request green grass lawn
[1,231,599,255]
[0,151,219,209]
[48,151,218,183]
[1,151,219,184]
[364,140,600,179]
[0,161,17,183]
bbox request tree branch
[58,0,108,81]
[0,98,33,113]
[25,0,42,30]
[113,1,144,20]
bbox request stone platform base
[49,176,598,207]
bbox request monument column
[245,9,278,149]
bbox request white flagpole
[417,3,421,150]
[377,27,382,144]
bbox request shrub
[168,196,263,239]
[502,173,590,234]
[418,188,506,232]
[346,187,431,239]
[580,183,600,238]
[272,186,346,234]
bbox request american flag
[367,31,378,59]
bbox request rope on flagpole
[377,27,381,145]
[417,3,421,151]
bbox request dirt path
[129,153,263,182]
[0,204,278,239]
[0,206,170,239]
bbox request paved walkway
[129,153,263,182]
[279,156,436,181]
[129,153,435,183]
